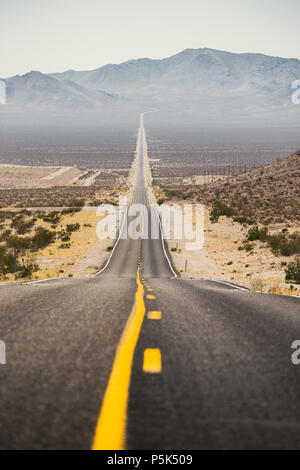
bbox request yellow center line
[143,348,162,373]
[92,267,146,450]
[148,311,162,320]
[146,294,156,299]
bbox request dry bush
[250,278,264,292]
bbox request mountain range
[2,48,300,123]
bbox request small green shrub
[210,201,235,222]
[40,211,61,225]
[31,227,56,251]
[66,223,80,233]
[250,278,264,292]
[247,226,268,242]
[268,234,300,257]
[157,198,166,205]
[238,242,254,252]
[285,258,300,284]
[19,263,39,279]
[58,230,71,242]
[70,199,85,208]
[233,216,255,225]
[0,248,17,275]
[59,243,71,249]
[6,235,32,252]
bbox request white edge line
[153,205,177,279]
[92,206,128,277]
[23,277,61,285]
[211,280,248,291]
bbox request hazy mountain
[51,48,300,98]
[51,48,300,123]
[1,71,119,110]
[2,49,300,123]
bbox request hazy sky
[1,0,300,77]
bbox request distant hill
[2,71,118,110]
[2,48,300,122]
[197,151,300,224]
[162,151,300,224]
[51,48,300,95]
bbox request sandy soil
[0,165,55,179]
[0,164,82,188]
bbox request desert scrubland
[0,125,136,281]
[0,119,299,296]
[151,145,300,296]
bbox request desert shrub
[164,189,185,199]
[285,258,300,284]
[0,248,17,275]
[40,211,61,225]
[233,216,255,225]
[157,198,166,205]
[238,242,254,252]
[70,199,85,208]
[5,235,32,252]
[13,218,36,235]
[20,209,32,216]
[61,207,80,215]
[106,246,113,252]
[210,201,235,222]
[88,200,103,207]
[66,223,80,233]
[268,234,300,257]
[103,199,118,206]
[59,243,71,249]
[0,229,12,240]
[31,227,56,251]
[19,263,39,279]
[58,231,71,242]
[247,226,268,242]
[250,278,264,292]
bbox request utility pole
[14,247,17,281]
[259,257,262,279]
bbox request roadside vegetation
[0,202,85,280]
[285,259,300,284]
[159,152,300,226]
[156,151,300,291]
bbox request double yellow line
[92,267,145,450]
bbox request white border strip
[92,207,128,277]
[153,205,177,279]
[211,280,248,291]
[23,277,61,285]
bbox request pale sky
[1,0,300,77]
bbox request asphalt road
[0,116,299,450]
